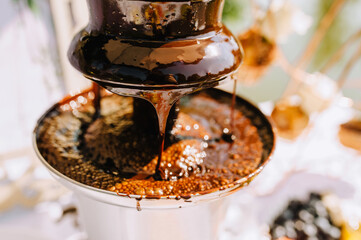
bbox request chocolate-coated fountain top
[68,0,243,89]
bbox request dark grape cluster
[270,193,341,240]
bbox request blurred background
[0,0,361,239]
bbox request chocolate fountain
[34,0,275,239]
[68,0,243,175]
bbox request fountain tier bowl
[33,88,275,240]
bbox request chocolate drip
[132,98,179,137]
[92,83,101,119]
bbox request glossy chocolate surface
[68,0,243,88]
[35,89,274,198]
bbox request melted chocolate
[68,0,242,87]
[67,0,243,182]
[92,83,101,119]
[36,91,265,197]
[69,27,241,86]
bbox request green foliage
[12,0,38,13]
[310,0,345,71]
[223,0,244,22]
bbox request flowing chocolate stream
[221,78,237,144]
[92,83,101,119]
[132,87,199,179]
[231,78,237,133]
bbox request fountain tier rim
[33,89,275,209]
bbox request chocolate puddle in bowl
[36,91,263,198]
